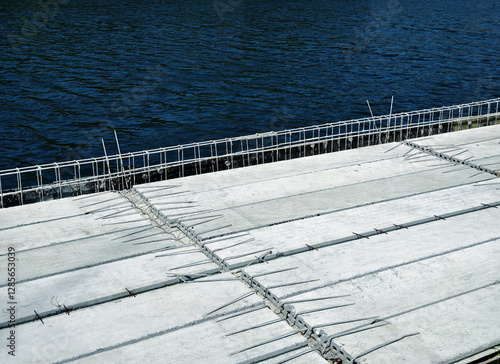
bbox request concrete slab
[143,152,495,238]
[239,204,500,362]
[66,318,324,364]
[0,274,272,363]
[0,246,220,327]
[243,208,500,294]
[336,284,500,364]
[203,183,499,267]
[0,192,143,251]
[1,124,499,363]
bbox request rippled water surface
[0,0,498,170]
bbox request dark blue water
[0,0,498,171]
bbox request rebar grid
[1,98,499,208]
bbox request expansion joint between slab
[121,189,189,246]
[235,271,335,361]
[148,194,332,360]
[403,141,500,177]
[127,187,231,272]
[175,220,231,272]
[125,189,392,363]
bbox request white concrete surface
[1,124,499,363]
[135,128,498,238]
[3,274,310,364]
[0,246,220,327]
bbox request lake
[0,0,498,171]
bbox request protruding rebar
[352,332,420,360]
[205,292,255,316]
[226,318,282,336]
[251,267,299,278]
[282,295,350,305]
[267,279,320,290]
[213,238,254,252]
[296,303,354,316]
[231,331,300,355]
